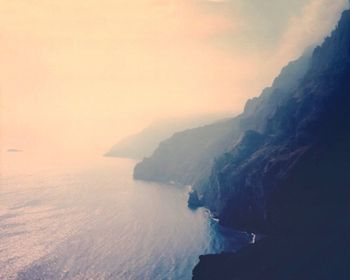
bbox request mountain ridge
[134,48,312,189]
[192,9,350,280]
[105,114,233,159]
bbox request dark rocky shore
[193,232,350,280]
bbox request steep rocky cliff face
[193,9,350,280]
[134,47,311,188]
[191,10,350,234]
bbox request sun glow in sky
[0,0,348,159]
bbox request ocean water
[0,153,251,280]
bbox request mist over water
[0,153,251,280]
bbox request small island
[7,149,23,153]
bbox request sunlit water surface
[0,153,251,280]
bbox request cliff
[193,9,350,280]
[134,48,311,187]
[134,118,240,185]
[192,9,350,233]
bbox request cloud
[276,0,349,61]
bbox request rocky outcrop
[192,9,350,234]
[193,232,350,280]
[192,9,350,280]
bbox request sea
[0,152,252,280]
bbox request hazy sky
[0,0,348,157]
